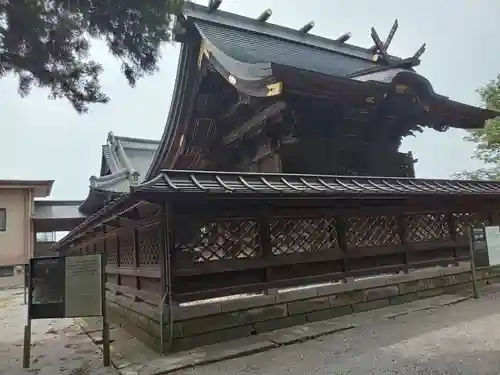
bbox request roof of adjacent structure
[53,169,500,250]
[80,132,160,215]
[97,132,160,189]
[136,170,500,197]
[33,200,87,231]
[0,179,54,197]
[33,200,86,220]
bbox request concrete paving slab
[261,319,356,345]
[137,335,278,375]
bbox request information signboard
[485,226,500,266]
[28,254,103,319]
[65,254,102,318]
[471,226,490,268]
[24,253,109,368]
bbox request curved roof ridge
[145,42,198,180]
[182,2,402,63]
[113,134,161,145]
[90,169,131,192]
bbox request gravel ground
[0,288,117,375]
[175,285,500,375]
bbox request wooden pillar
[397,215,409,273]
[116,233,121,286]
[133,228,140,291]
[259,205,274,294]
[335,216,349,280]
[160,200,175,300]
[102,229,108,286]
[447,212,458,264]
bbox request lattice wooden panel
[406,213,451,243]
[175,219,259,263]
[270,218,338,255]
[453,212,490,238]
[119,230,135,266]
[346,215,399,248]
[106,236,117,265]
[138,224,161,266]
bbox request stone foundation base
[106,264,495,353]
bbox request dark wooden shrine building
[147,1,496,178]
[51,1,500,353]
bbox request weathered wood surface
[69,198,495,304]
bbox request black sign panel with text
[28,254,103,320]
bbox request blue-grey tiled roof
[195,20,377,78]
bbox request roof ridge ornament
[369,19,426,67]
[369,19,398,52]
[256,9,272,23]
[107,131,116,146]
[129,170,140,186]
[207,0,222,12]
[298,21,315,34]
[336,32,352,44]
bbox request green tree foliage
[453,75,500,180]
[0,0,183,113]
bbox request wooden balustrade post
[161,200,176,301]
[335,216,350,281]
[133,228,140,291]
[259,205,274,294]
[447,212,458,265]
[102,229,107,286]
[397,215,409,273]
[116,232,121,286]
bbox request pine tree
[0,0,183,113]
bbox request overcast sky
[1,0,499,200]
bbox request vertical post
[468,226,479,299]
[397,215,409,273]
[335,216,349,280]
[116,232,121,286]
[23,263,28,305]
[447,212,458,265]
[133,227,140,291]
[22,261,32,368]
[160,199,175,354]
[259,204,273,294]
[101,253,110,366]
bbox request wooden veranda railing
[56,170,500,305]
[72,204,490,304]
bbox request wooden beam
[223,101,286,145]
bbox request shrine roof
[135,170,500,197]
[52,168,500,251]
[80,132,159,214]
[99,132,160,179]
[185,8,390,77]
[148,2,499,178]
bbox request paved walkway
[0,288,117,375]
[5,285,500,374]
[171,285,500,375]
